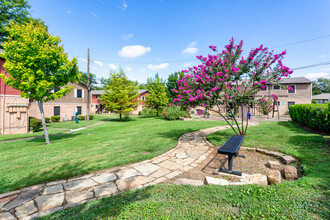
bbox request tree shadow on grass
[39,186,155,219]
[156,128,204,141]
[110,117,137,123]
[26,133,81,144]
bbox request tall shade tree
[145,73,169,116]
[0,21,79,144]
[101,70,138,121]
[173,38,292,136]
[312,78,330,95]
[166,71,184,99]
[0,0,31,46]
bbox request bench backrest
[218,135,244,154]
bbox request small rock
[243,173,268,186]
[43,184,63,195]
[173,178,204,186]
[282,155,296,164]
[205,176,229,185]
[267,151,284,157]
[116,168,141,179]
[15,200,38,218]
[134,163,160,176]
[267,161,281,169]
[256,148,269,154]
[247,147,256,152]
[63,178,97,191]
[175,152,188,159]
[94,182,118,197]
[267,170,282,184]
[66,189,93,205]
[284,166,298,180]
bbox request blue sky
[29,0,330,83]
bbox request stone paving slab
[0,123,264,219]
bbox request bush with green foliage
[139,108,162,117]
[163,106,190,120]
[289,104,329,132]
[51,116,61,122]
[29,118,42,132]
[45,117,51,123]
[89,115,94,120]
[78,115,85,120]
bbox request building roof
[312,93,330,100]
[278,77,312,84]
[138,89,148,94]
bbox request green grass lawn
[40,121,329,219]
[0,114,113,142]
[0,116,224,193]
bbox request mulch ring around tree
[165,147,302,186]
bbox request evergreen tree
[101,70,138,121]
[145,73,168,116]
[0,21,79,144]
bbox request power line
[270,34,330,49]
[291,61,330,71]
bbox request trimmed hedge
[289,104,329,133]
[89,115,94,120]
[45,117,51,123]
[163,107,190,120]
[29,118,42,132]
[78,115,85,120]
[51,116,61,122]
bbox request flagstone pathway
[0,123,258,220]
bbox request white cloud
[182,41,199,54]
[92,12,98,18]
[320,54,327,58]
[118,45,151,58]
[141,68,146,72]
[109,64,117,69]
[147,63,169,70]
[122,33,133,40]
[126,67,132,72]
[304,72,330,80]
[94,61,103,67]
[120,1,128,11]
[80,58,87,62]
[67,10,72,14]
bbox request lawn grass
[0,114,113,142]
[40,121,329,219]
[0,116,224,193]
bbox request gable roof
[278,77,312,84]
[312,93,330,100]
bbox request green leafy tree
[0,21,79,144]
[101,70,138,121]
[0,0,32,46]
[312,78,330,95]
[79,72,99,88]
[166,71,184,99]
[145,73,169,116]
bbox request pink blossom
[198,111,203,115]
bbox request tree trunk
[37,100,50,145]
[119,113,122,121]
[156,107,159,116]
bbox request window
[275,101,280,106]
[142,96,145,101]
[96,105,98,108]
[261,85,267,91]
[281,101,285,106]
[54,106,60,116]
[77,89,82,98]
[288,102,295,109]
[316,100,324,104]
[54,87,60,93]
[76,106,82,115]
[95,95,98,99]
[273,85,280,90]
[288,85,295,94]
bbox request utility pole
[86,48,90,122]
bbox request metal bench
[217,135,245,176]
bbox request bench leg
[218,155,242,176]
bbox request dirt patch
[166,148,287,183]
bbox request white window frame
[287,84,296,94]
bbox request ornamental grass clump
[173,38,293,135]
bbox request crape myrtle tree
[145,73,169,116]
[101,69,139,121]
[0,21,79,144]
[172,38,293,136]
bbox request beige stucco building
[29,82,90,121]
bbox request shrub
[164,106,190,120]
[311,100,317,104]
[51,116,61,122]
[45,117,51,123]
[29,118,42,132]
[289,104,329,133]
[78,115,85,120]
[140,108,161,117]
[89,115,94,120]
